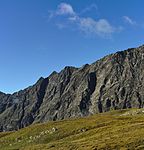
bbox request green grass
[1,109,144,150]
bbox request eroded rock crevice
[79,72,97,115]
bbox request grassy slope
[1,109,144,150]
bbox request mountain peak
[1,45,144,131]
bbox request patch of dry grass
[1,109,144,150]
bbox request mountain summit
[1,45,144,131]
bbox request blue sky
[0,0,144,93]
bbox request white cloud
[49,3,75,18]
[49,3,118,37]
[56,3,75,16]
[123,16,136,25]
[79,18,114,36]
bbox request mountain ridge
[0,44,144,132]
[0,45,138,95]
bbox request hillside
[1,109,144,150]
[1,45,144,131]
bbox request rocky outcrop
[1,45,144,131]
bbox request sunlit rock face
[1,45,144,131]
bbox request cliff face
[1,45,144,131]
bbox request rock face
[1,45,144,131]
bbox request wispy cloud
[79,18,115,37]
[80,4,98,14]
[49,3,119,38]
[123,16,136,25]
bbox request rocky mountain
[1,45,144,132]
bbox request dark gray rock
[1,45,144,131]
